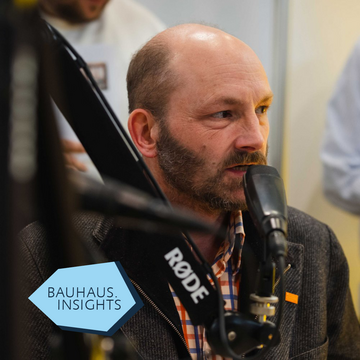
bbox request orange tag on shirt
[285,292,298,304]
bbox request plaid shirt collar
[211,211,245,278]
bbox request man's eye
[255,106,268,114]
[212,110,232,119]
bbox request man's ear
[128,109,158,158]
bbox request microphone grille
[246,165,279,177]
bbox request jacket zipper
[131,279,191,357]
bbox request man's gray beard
[156,121,267,212]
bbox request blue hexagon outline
[46,261,143,336]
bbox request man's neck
[166,188,229,264]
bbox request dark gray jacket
[20,207,360,359]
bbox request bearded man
[22,24,360,359]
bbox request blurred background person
[321,37,360,216]
[320,36,360,318]
[39,0,165,175]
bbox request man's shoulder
[287,206,337,250]
[287,206,329,232]
[20,211,110,237]
[19,213,114,263]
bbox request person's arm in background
[321,38,360,215]
[62,139,87,172]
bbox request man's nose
[233,114,265,152]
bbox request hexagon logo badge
[29,261,143,335]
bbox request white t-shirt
[43,0,165,177]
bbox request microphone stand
[206,243,283,358]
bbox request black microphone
[243,165,287,257]
[69,171,223,236]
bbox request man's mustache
[222,151,267,169]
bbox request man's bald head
[127,24,264,122]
